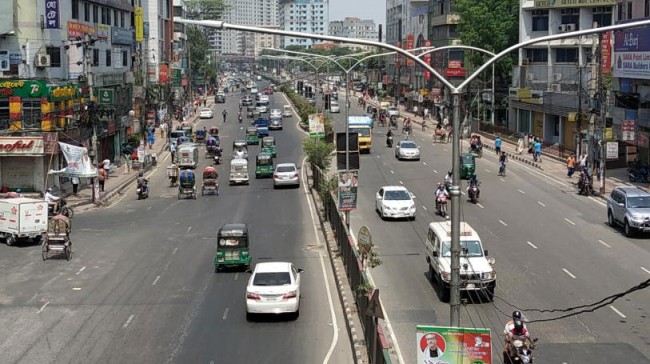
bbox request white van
[424,221,496,302]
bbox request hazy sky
[329,0,386,28]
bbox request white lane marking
[460,191,465,195]
[376,155,381,158]
[422,205,428,211]
[500,178,505,182]
[641,267,650,275]
[526,241,538,249]
[301,157,339,364]
[187,226,192,232]
[562,268,577,279]
[443,148,448,152]
[399,180,403,185]
[390,170,395,174]
[609,305,627,319]
[518,189,525,194]
[433,169,438,174]
[485,169,491,173]
[234,273,239,280]
[222,308,230,320]
[564,218,576,226]
[476,203,485,209]
[588,196,607,206]
[37,301,50,313]
[422,162,427,166]
[172,247,178,255]
[122,314,135,328]
[598,240,611,248]
[152,275,161,286]
[76,266,86,275]
[537,201,546,207]
[72,287,82,291]
[499,220,508,227]
[147,206,152,211]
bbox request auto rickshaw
[261,136,277,157]
[208,126,219,138]
[201,166,219,196]
[246,105,255,118]
[246,127,260,145]
[232,140,248,160]
[214,223,251,272]
[255,152,274,178]
[206,136,219,159]
[229,158,249,185]
[460,153,476,180]
[195,129,206,143]
[178,169,197,199]
[180,121,192,135]
[469,134,483,157]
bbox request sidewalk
[63,99,214,210]
[347,90,640,199]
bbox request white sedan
[273,163,300,188]
[375,186,416,220]
[199,108,213,119]
[246,262,303,320]
[387,106,399,117]
[395,140,421,161]
[270,109,282,118]
[330,100,340,113]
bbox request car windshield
[384,190,410,200]
[201,108,211,112]
[400,142,417,149]
[277,166,296,173]
[389,107,397,111]
[462,155,475,164]
[628,196,650,208]
[350,127,371,137]
[218,237,245,248]
[253,272,292,286]
[441,240,483,257]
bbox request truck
[424,221,496,302]
[0,198,49,246]
[348,116,373,153]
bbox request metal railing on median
[311,163,392,364]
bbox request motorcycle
[504,338,538,364]
[151,153,157,167]
[136,181,149,200]
[628,162,649,182]
[577,170,594,196]
[387,135,393,148]
[436,194,448,218]
[48,198,74,219]
[468,181,480,204]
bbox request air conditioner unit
[553,73,562,82]
[35,54,51,68]
[451,39,462,46]
[527,73,535,81]
[551,83,562,92]
[566,23,577,31]
[558,24,568,32]
[522,58,530,66]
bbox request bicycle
[498,161,507,176]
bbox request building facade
[328,17,378,51]
[279,0,329,49]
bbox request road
[317,88,650,364]
[0,80,353,364]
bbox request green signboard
[172,68,182,86]
[0,80,47,98]
[98,88,114,104]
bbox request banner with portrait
[48,142,98,177]
[416,325,492,364]
[337,170,358,211]
[308,113,325,139]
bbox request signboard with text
[0,137,45,156]
[416,325,492,364]
[606,142,619,159]
[308,113,325,139]
[45,0,59,29]
[614,26,650,80]
[533,0,615,8]
[98,88,114,105]
[337,170,358,211]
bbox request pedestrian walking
[495,136,502,155]
[578,154,587,170]
[71,176,79,195]
[203,98,207,107]
[516,136,525,155]
[148,133,155,149]
[533,139,542,162]
[566,155,576,177]
[98,166,107,192]
[102,158,111,180]
[160,122,167,139]
[170,142,176,163]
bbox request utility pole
[576,64,583,158]
[82,33,98,204]
[450,91,462,326]
[589,24,599,169]
[598,31,608,194]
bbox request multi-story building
[509,0,616,152]
[143,0,174,92]
[172,0,190,112]
[279,0,329,49]
[0,0,136,193]
[328,17,378,51]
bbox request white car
[395,140,421,160]
[256,104,268,113]
[330,100,340,113]
[259,95,270,105]
[246,262,303,320]
[199,108,213,119]
[273,163,300,188]
[270,109,282,118]
[251,87,259,94]
[387,106,399,117]
[269,116,283,130]
[375,186,416,220]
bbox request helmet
[514,320,524,332]
[138,171,144,177]
[437,182,442,187]
[16,189,21,193]
[448,171,452,175]
[512,311,522,320]
[502,151,506,155]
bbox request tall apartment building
[209,0,279,56]
[279,0,329,49]
[144,0,174,84]
[509,0,615,151]
[328,17,378,51]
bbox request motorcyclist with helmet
[467,174,480,199]
[435,182,449,211]
[136,171,149,196]
[504,311,531,351]
[386,129,394,148]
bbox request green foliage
[318,175,337,207]
[303,138,335,171]
[355,283,374,298]
[358,238,382,270]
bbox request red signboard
[0,137,45,155]
[601,31,612,75]
[448,60,462,69]
[424,40,432,80]
[406,34,415,66]
[444,68,467,78]
[159,64,169,84]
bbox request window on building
[114,9,119,26]
[555,48,578,62]
[107,7,112,25]
[449,24,458,38]
[93,5,98,23]
[617,3,624,20]
[532,10,549,31]
[123,50,128,67]
[72,0,79,19]
[22,99,42,129]
[525,48,548,62]
[646,0,650,17]
[101,7,107,24]
[106,49,111,66]
[121,12,125,28]
[592,7,612,27]
[46,46,62,67]
[84,2,90,22]
[561,8,579,27]
[92,49,99,66]
[628,2,633,19]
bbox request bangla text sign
[534,0,616,8]
[614,26,650,80]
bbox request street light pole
[81,33,98,203]
[450,91,462,326]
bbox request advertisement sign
[424,40,432,80]
[622,120,636,141]
[111,27,133,45]
[416,325,492,364]
[42,132,59,154]
[49,142,98,177]
[0,80,47,98]
[45,0,59,29]
[614,26,650,80]
[135,7,144,42]
[0,137,45,155]
[98,89,114,104]
[606,141,619,159]
[337,170,358,211]
[601,31,612,75]
[308,113,325,139]
[533,0,615,8]
[406,34,415,66]
[67,21,96,40]
[445,68,467,78]
[159,64,169,84]
[97,24,110,40]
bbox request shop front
[0,136,55,193]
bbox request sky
[329,0,386,29]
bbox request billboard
[308,113,325,139]
[337,170,358,211]
[613,26,650,80]
[416,325,492,364]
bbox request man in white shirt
[102,159,111,180]
[44,188,60,213]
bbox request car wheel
[428,264,434,281]
[485,286,495,302]
[624,219,634,237]
[246,311,254,322]
[607,210,615,227]
[380,208,386,220]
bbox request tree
[187,26,211,78]
[455,0,519,84]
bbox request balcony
[429,13,460,27]
[512,64,586,93]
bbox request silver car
[395,140,421,161]
[273,163,300,188]
[607,186,650,236]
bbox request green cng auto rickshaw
[261,136,277,157]
[246,127,260,145]
[214,223,251,272]
[460,153,476,179]
[255,152,274,178]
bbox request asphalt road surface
[0,80,353,364]
[319,89,650,364]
